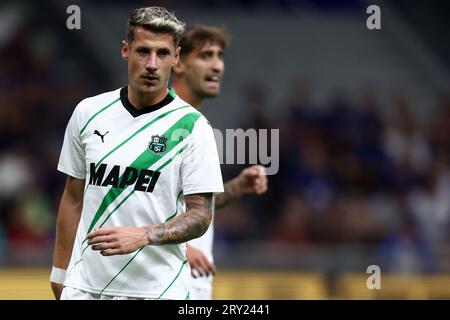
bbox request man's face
[180,42,225,98]
[122,26,180,98]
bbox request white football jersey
[57,87,223,299]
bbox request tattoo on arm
[215,179,241,210]
[145,193,212,245]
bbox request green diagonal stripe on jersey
[94,105,190,170]
[97,149,186,229]
[93,190,186,293]
[80,147,187,253]
[99,247,145,295]
[80,97,120,135]
[83,105,190,198]
[158,260,188,299]
[86,112,201,235]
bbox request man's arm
[215,165,268,210]
[51,176,85,300]
[86,193,213,256]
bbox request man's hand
[216,165,268,209]
[87,227,149,256]
[186,244,216,278]
[51,282,64,300]
[236,165,268,195]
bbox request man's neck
[172,79,203,110]
[128,84,169,109]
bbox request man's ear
[121,40,129,60]
[174,46,181,63]
[172,57,186,75]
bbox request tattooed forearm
[145,193,213,245]
[215,179,241,210]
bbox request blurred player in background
[50,7,223,300]
[172,25,268,300]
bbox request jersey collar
[120,86,175,118]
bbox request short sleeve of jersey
[57,102,86,179]
[181,116,224,195]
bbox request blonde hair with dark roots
[179,24,231,56]
[127,6,185,46]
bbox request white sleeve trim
[57,164,86,180]
[183,187,224,196]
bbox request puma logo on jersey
[89,163,161,193]
[93,130,109,143]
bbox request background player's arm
[186,166,268,277]
[86,193,213,255]
[51,176,85,300]
[215,165,268,210]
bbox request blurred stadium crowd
[0,12,103,264]
[217,81,450,273]
[1,1,450,275]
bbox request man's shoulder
[175,96,212,118]
[173,96,196,111]
[74,87,122,115]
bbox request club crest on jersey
[148,135,168,154]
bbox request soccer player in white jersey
[172,25,268,300]
[50,7,223,300]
